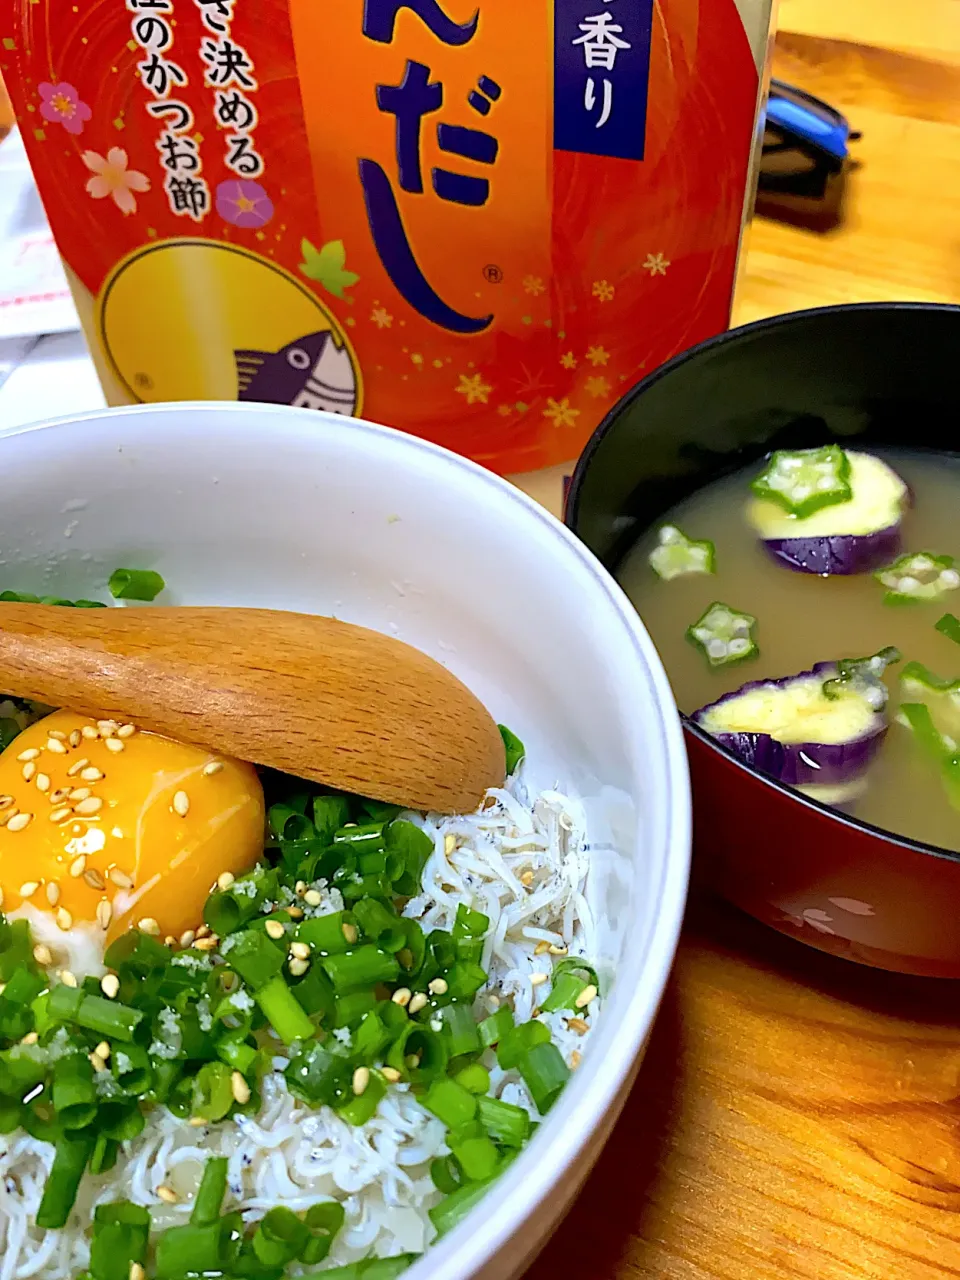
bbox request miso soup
[620,448,960,854]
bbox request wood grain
[0,604,505,813]
[526,8,960,1279]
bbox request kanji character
[201,37,256,89]
[132,14,171,48]
[376,60,441,194]
[363,0,478,46]
[584,76,612,128]
[225,133,263,177]
[572,13,631,70]
[358,158,492,334]
[157,130,201,172]
[146,99,194,132]
[194,0,234,34]
[166,173,209,220]
[139,50,187,98]
[215,89,257,131]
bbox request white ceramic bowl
[0,404,690,1279]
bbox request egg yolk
[0,710,265,943]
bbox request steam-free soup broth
[621,449,960,854]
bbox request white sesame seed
[89,1052,108,1073]
[530,972,548,987]
[194,936,219,952]
[0,795,13,810]
[429,1019,443,1032]
[68,730,82,748]
[7,813,33,833]
[548,944,568,956]
[45,882,60,906]
[56,907,73,932]
[117,724,136,738]
[105,738,125,754]
[94,1041,111,1060]
[444,833,456,856]
[49,808,72,824]
[60,968,77,987]
[46,738,67,754]
[187,1116,206,1128]
[67,757,89,776]
[172,790,189,816]
[109,867,133,888]
[68,855,87,878]
[35,773,50,793]
[33,944,53,967]
[85,868,106,890]
[428,978,449,995]
[285,906,303,920]
[48,730,67,741]
[265,920,286,940]
[80,766,103,782]
[75,796,104,816]
[575,983,598,1010]
[408,992,429,1014]
[341,923,358,944]
[203,760,224,776]
[289,941,311,960]
[97,899,113,930]
[352,1067,370,1096]
[81,725,100,740]
[0,809,15,828]
[19,880,39,896]
[231,1071,251,1105]
[21,762,36,781]
[49,788,70,804]
[566,1017,589,1035]
[97,720,119,736]
[179,930,196,948]
[101,973,120,998]
[130,1260,146,1280]
[156,1185,178,1204]
[303,889,322,907]
[138,917,160,936]
[294,880,307,897]
[217,871,235,891]
[164,936,177,948]
[520,870,534,886]
[68,787,91,802]
[534,940,551,956]
[569,1050,582,1070]
[392,988,412,1007]
[16,749,39,761]
[196,925,210,938]
[288,957,309,976]
[20,1032,39,1046]
[381,1067,402,1083]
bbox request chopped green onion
[37,1130,95,1228]
[154,1214,243,1279]
[192,1061,235,1122]
[333,991,377,1028]
[498,724,525,775]
[312,794,352,842]
[320,946,399,994]
[430,1155,465,1195]
[445,961,487,1001]
[297,911,358,955]
[385,819,433,896]
[385,1024,448,1083]
[290,965,336,1021]
[90,1135,119,1176]
[108,568,166,601]
[301,1200,346,1265]
[454,1063,490,1095]
[496,1019,551,1070]
[252,1206,310,1267]
[337,1067,386,1126]
[449,1133,500,1181]
[477,1094,531,1148]
[285,1042,350,1108]
[204,869,278,936]
[52,1054,98,1130]
[90,1202,150,1280]
[254,974,316,1044]
[518,1041,570,1113]
[224,929,286,991]
[936,612,960,646]
[47,984,144,1041]
[439,1002,482,1058]
[191,1157,228,1225]
[422,1077,477,1129]
[428,1172,502,1237]
[478,1005,515,1048]
[539,972,587,1013]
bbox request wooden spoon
[0,604,506,814]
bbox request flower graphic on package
[38,82,92,135]
[216,179,274,229]
[82,149,150,215]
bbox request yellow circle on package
[96,240,363,415]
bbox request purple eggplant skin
[762,524,902,576]
[691,663,888,787]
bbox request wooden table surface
[528,5,960,1279]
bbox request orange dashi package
[1,0,771,480]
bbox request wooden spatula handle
[0,605,506,813]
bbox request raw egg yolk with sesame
[0,710,264,944]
